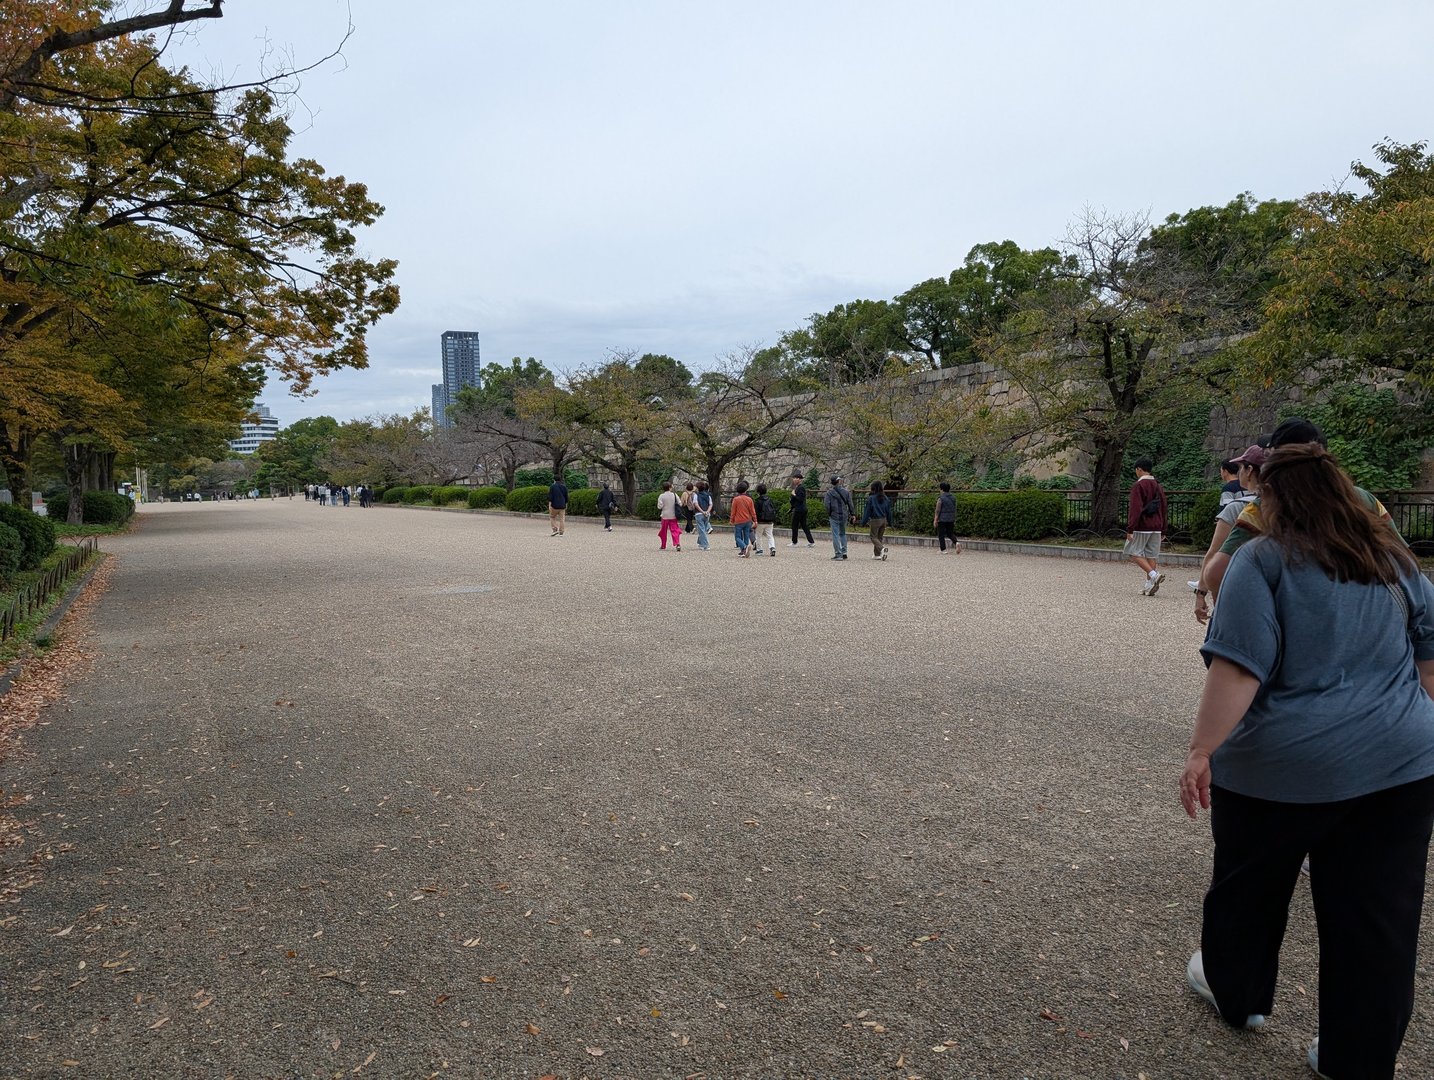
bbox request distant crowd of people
[304,483,374,508]
[550,472,962,561]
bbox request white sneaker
[1186,950,1265,1029]
[1187,580,1201,592]
[1141,580,1152,596]
[880,548,888,561]
[1147,572,1165,596]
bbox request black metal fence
[0,537,99,642]
[1379,493,1434,551]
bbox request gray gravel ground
[2,500,1432,1080]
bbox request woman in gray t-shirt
[1179,443,1434,1080]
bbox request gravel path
[2,500,1431,1079]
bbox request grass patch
[52,521,129,538]
[0,548,102,664]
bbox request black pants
[791,509,813,545]
[937,521,957,550]
[1202,777,1434,1079]
[684,507,695,533]
[602,508,611,528]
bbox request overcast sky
[170,1,1434,428]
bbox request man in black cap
[789,470,814,547]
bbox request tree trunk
[705,461,725,517]
[60,438,89,524]
[550,447,569,480]
[0,425,32,507]
[620,466,638,514]
[1089,438,1129,534]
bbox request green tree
[252,417,340,490]
[779,299,908,385]
[1245,140,1434,391]
[568,352,675,512]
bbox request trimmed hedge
[514,468,590,490]
[467,486,507,509]
[956,490,1064,541]
[505,485,550,513]
[1189,489,1224,551]
[0,504,57,570]
[403,485,436,504]
[0,522,21,584]
[46,490,135,526]
[568,489,600,516]
[432,485,469,506]
[381,487,408,504]
[636,492,661,520]
[900,493,940,535]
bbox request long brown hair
[1257,444,1414,584]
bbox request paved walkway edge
[374,503,1206,566]
[0,551,106,699]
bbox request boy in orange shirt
[728,481,756,558]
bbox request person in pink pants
[656,481,682,550]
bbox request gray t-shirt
[1201,537,1434,803]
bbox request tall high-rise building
[431,330,481,428]
[229,403,279,454]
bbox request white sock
[1148,569,1159,579]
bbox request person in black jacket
[788,471,814,547]
[860,480,893,561]
[596,482,617,531]
[753,483,778,556]
[548,478,569,536]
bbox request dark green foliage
[567,489,600,516]
[901,493,940,535]
[504,485,550,513]
[0,523,21,584]
[514,468,553,488]
[1282,385,1433,492]
[46,491,135,526]
[1122,401,1215,491]
[765,488,792,525]
[381,487,408,504]
[432,486,469,506]
[564,469,589,491]
[636,492,661,520]
[0,504,57,570]
[403,485,435,504]
[1189,490,1225,551]
[1035,474,1083,490]
[956,490,1065,540]
[467,486,507,509]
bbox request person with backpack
[548,476,569,537]
[1125,457,1167,594]
[596,482,618,531]
[789,471,814,547]
[824,476,852,560]
[693,481,714,550]
[752,483,778,557]
[681,482,697,534]
[933,481,960,553]
[860,480,893,561]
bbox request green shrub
[956,490,1064,541]
[636,492,661,520]
[505,485,550,513]
[381,487,408,504]
[900,493,940,535]
[568,489,600,516]
[432,485,469,506]
[564,469,589,491]
[0,504,57,570]
[0,522,21,584]
[403,485,436,504]
[514,468,553,488]
[46,490,135,526]
[765,488,792,525]
[467,486,507,509]
[1188,489,1225,551]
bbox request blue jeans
[830,516,847,556]
[696,512,711,549]
[733,522,753,552]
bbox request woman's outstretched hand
[1181,749,1212,819]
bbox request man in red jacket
[1124,456,1168,595]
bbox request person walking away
[933,481,960,553]
[1192,446,1264,618]
[729,481,756,557]
[548,476,569,536]
[597,482,617,531]
[789,471,814,546]
[861,480,893,560]
[1179,442,1434,1080]
[342,486,351,507]
[1125,457,1167,594]
[824,476,852,560]
[753,483,778,556]
[1217,459,1248,506]
[681,483,697,534]
[656,481,682,550]
[694,481,714,550]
